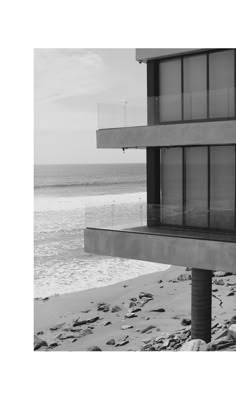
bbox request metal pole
[191,268,212,343]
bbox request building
[84,48,236,343]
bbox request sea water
[34,164,169,297]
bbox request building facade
[84,49,236,342]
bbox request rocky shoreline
[34,266,236,351]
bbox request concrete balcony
[84,226,236,274]
[97,119,236,149]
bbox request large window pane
[161,148,183,225]
[209,50,235,118]
[183,55,207,120]
[159,59,182,122]
[185,147,208,227]
[210,145,235,230]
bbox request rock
[228,324,236,341]
[181,318,191,326]
[97,302,110,312]
[111,305,121,313]
[129,301,136,308]
[160,286,164,289]
[81,309,91,313]
[181,339,207,351]
[149,308,165,313]
[213,278,225,286]
[145,317,150,320]
[214,271,232,277]
[124,312,138,319]
[139,292,153,299]
[123,285,128,288]
[157,280,163,284]
[122,325,133,330]
[34,335,48,351]
[106,339,115,345]
[50,323,65,331]
[140,297,153,307]
[37,331,44,335]
[227,291,235,296]
[177,273,192,281]
[130,307,141,313]
[49,342,58,348]
[104,321,112,326]
[115,337,129,347]
[186,267,191,271]
[42,297,49,301]
[87,346,102,351]
[72,339,77,343]
[130,297,137,301]
[80,328,93,337]
[143,338,152,344]
[212,288,218,292]
[73,316,100,327]
[141,325,156,334]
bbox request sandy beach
[34,265,236,351]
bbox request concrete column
[191,268,212,343]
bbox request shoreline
[34,265,236,351]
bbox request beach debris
[141,325,156,334]
[111,305,121,313]
[139,291,153,299]
[106,339,116,346]
[181,339,207,351]
[73,315,100,327]
[181,318,191,326]
[177,273,192,281]
[115,335,129,347]
[104,321,112,326]
[87,346,102,351]
[149,308,165,313]
[72,339,77,343]
[34,335,48,351]
[124,312,138,319]
[97,302,110,312]
[122,325,133,330]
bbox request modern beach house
[84,49,236,343]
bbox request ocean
[34,164,169,297]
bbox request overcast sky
[34,49,147,164]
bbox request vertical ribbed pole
[191,268,212,343]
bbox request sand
[34,265,236,351]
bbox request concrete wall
[136,48,204,62]
[97,120,236,149]
[84,228,236,273]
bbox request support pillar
[191,268,212,343]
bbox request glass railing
[85,200,236,232]
[97,88,235,129]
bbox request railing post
[191,268,212,343]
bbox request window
[209,50,235,118]
[185,147,208,227]
[159,59,182,122]
[183,55,207,120]
[161,147,183,225]
[210,146,235,230]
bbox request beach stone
[228,324,236,341]
[115,340,129,347]
[157,280,163,284]
[129,301,136,308]
[49,342,58,348]
[213,278,225,286]
[97,302,110,312]
[106,339,115,346]
[130,297,137,301]
[130,307,141,313]
[34,335,48,351]
[124,312,138,319]
[181,339,207,351]
[122,325,133,330]
[87,346,102,351]
[104,321,112,326]
[150,308,165,313]
[111,305,121,313]
[145,317,150,320]
[140,297,153,307]
[141,325,156,334]
[181,318,191,326]
[143,338,152,344]
[227,291,235,296]
[177,273,192,281]
[50,323,65,331]
[80,328,93,337]
[73,316,100,327]
[139,291,153,299]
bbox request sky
[34,48,147,164]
